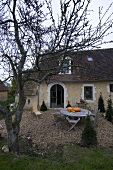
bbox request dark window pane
[71,60,73,73]
[84,86,93,100]
[110,84,113,92]
[51,91,56,98]
[28,99,31,104]
[51,98,56,103]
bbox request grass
[0,138,113,170]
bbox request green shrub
[105,96,113,122]
[40,101,47,111]
[66,101,72,108]
[81,115,97,147]
[98,92,105,112]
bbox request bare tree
[0,0,113,153]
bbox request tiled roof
[0,80,8,92]
[24,48,113,95]
[49,48,113,82]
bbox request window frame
[82,84,96,102]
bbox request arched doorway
[50,84,64,108]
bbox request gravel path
[0,110,113,148]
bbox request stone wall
[0,91,8,101]
[16,81,113,111]
[39,81,113,110]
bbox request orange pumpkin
[73,107,81,112]
[67,107,73,112]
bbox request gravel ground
[0,110,113,148]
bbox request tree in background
[98,92,105,113]
[8,79,17,104]
[0,79,17,112]
[105,95,113,122]
[0,0,113,153]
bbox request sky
[51,0,113,49]
[88,0,113,48]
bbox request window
[87,56,93,62]
[59,57,72,74]
[110,84,113,92]
[28,99,31,104]
[84,86,93,100]
[82,84,96,102]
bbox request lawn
[0,138,113,170]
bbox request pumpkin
[67,107,81,112]
[73,107,81,112]
[67,107,73,112]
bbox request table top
[60,108,92,117]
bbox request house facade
[23,48,113,111]
[0,80,8,101]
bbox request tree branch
[12,0,27,72]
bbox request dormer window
[59,57,72,74]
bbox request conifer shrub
[81,115,97,147]
[98,92,105,112]
[105,96,113,122]
[66,101,72,108]
[40,101,47,111]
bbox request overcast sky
[89,0,113,48]
[51,0,113,49]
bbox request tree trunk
[7,129,20,153]
[3,83,26,153]
[4,101,25,153]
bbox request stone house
[0,80,8,101]
[23,48,113,111]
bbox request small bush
[66,101,72,108]
[40,101,47,111]
[98,93,105,112]
[105,96,113,122]
[81,115,97,147]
